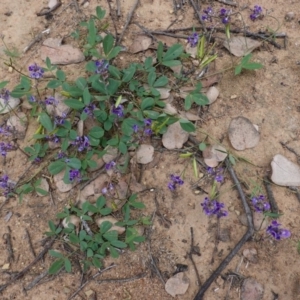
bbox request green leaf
[48,220,56,232]
[108,65,121,79]
[144,57,153,69]
[179,119,195,132]
[103,34,114,56]
[35,187,48,196]
[141,97,155,110]
[193,93,209,106]
[100,221,113,233]
[49,250,64,258]
[99,207,112,215]
[130,201,145,209]
[157,41,164,63]
[64,258,72,273]
[69,233,80,244]
[62,82,83,97]
[229,154,236,165]
[56,70,66,81]
[147,71,156,86]
[243,62,263,70]
[48,161,65,175]
[0,81,9,89]
[103,230,118,241]
[163,44,183,61]
[109,246,119,258]
[110,240,127,248]
[122,65,136,83]
[184,95,192,110]
[47,80,61,89]
[263,212,283,218]
[75,77,87,90]
[66,158,81,169]
[39,113,53,131]
[106,78,121,96]
[153,76,168,88]
[87,19,96,45]
[119,141,127,154]
[64,99,85,110]
[199,142,207,151]
[96,196,106,209]
[107,46,122,60]
[234,65,242,76]
[87,248,94,258]
[92,256,102,268]
[48,259,64,275]
[83,88,91,105]
[162,60,181,67]
[96,6,106,19]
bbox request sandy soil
[0,0,300,299]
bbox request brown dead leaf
[223,37,261,57]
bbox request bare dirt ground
[0,0,300,299]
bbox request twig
[23,33,42,53]
[117,0,139,45]
[72,0,81,13]
[134,22,158,42]
[288,186,300,203]
[194,158,254,300]
[116,0,121,17]
[25,228,36,258]
[263,176,279,214]
[215,0,237,6]
[79,167,105,190]
[24,270,48,290]
[188,0,206,33]
[81,219,93,236]
[67,264,116,300]
[96,272,147,283]
[36,0,62,16]
[106,0,118,39]
[0,236,56,293]
[188,227,201,286]
[280,141,300,159]
[140,30,189,39]
[3,228,14,263]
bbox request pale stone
[165,272,189,297]
[54,170,73,193]
[241,278,264,300]
[136,144,154,164]
[0,96,20,114]
[6,112,28,139]
[271,154,300,186]
[96,216,125,235]
[206,86,219,104]
[162,121,189,150]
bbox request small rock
[2,263,10,270]
[136,144,154,164]
[165,272,189,297]
[243,248,258,263]
[103,146,118,163]
[178,15,183,21]
[36,178,49,197]
[157,88,170,100]
[63,287,71,295]
[87,154,105,172]
[185,44,197,58]
[6,112,28,139]
[271,154,300,186]
[203,144,227,168]
[162,121,189,150]
[41,38,85,65]
[4,211,12,222]
[96,216,125,235]
[54,170,73,193]
[46,92,70,117]
[77,120,84,137]
[83,1,89,8]
[170,63,182,74]
[206,86,219,104]
[285,12,295,21]
[224,37,261,57]
[163,103,177,115]
[48,0,58,9]
[228,116,260,151]
[130,35,152,53]
[239,213,248,227]
[241,278,264,300]
[0,97,20,114]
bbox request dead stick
[36,0,62,16]
[263,177,279,214]
[24,270,48,290]
[25,228,36,258]
[134,22,158,42]
[188,227,201,286]
[0,236,56,293]
[194,158,254,299]
[215,0,237,6]
[117,0,139,44]
[116,0,121,17]
[67,264,116,300]
[96,272,147,283]
[72,0,81,13]
[106,0,118,39]
[3,228,14,262]
[189,0,207,33]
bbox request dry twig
[25,228,36,258]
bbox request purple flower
[201,197,228,218]
[144,119,152,127]
[207,167,224,183]
[0,125,11,136]
[144,128,152,136]
[69,169,81,182]
[72,136,90,152]
[83,104,96,117]
[57,151,66,159]
[112,105,124,118]
[168,174,184,191]
[250,5,263,21]
[251,195,270,213]
[0,175,14,197]
[105,160,116,170]
[28,63,44,79]
[187,33,199,48]
[46,135,60,144]
[34,157,42,164]
[0,142,13,157]
[102,183,114,195]
[219,8,231,24]
[45,96,58,106]
[0,175,9,189]
[95,59,109,75]
[29,95,37,103]
[202,6,214,21]
[54,113,67,125]
[132,124,139,133]
[266,220,291,240]
[0,89,10,104]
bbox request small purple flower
[219,8,231,24]
[57,151,66,159]
[251,195,270,213]
[29,95,37,103]
[0,89,10,104]
[45,96,58,106]
[168,174,184,191]
[72,136,90,152]
[202,6,214,21]
[69,169,81,182]
[102,183,114,195]
[0,142,13,157]
[0,175,9,189]
[105,161,116,171]
[187,33,199,48]
[266,220,291,240]
[132,124,139,133]
[46,134,60,144]
[250,5,263,21]
[144,119,152,127]
[34,157,42,164]
[95,59,109,75]
[83,104,96,117]
[144,128,153,136]
[28,63,44,79]
[112,104,124,118]
[54,113,67,125]
[201,197,228,218]
[0,174,14,197]
[0,125,11,136]
[207,167,224,183]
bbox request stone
[243,248,258,263]
[271,154,300,186]
[6,112,28,139]
[36,178,49,197]
[95,216,125,235]
[46,92,70,117]
[285,12,295,21]
[228,116,260,151]
[136,144,154,164]
[48,0,58,9]
[206,86,219,104]
[54,170,73,193]
[87,154,105,172]
[162,121,189,149]
[103,146,118,163]
[163,103,177,115]
[130,35,152,53]
[0,96,20,114]
[41,39,85,65]
[165,272,189,297]
[241,278,264,300]
[157,88,170,100]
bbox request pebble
[0,96,20,114]
[243,248,258,263]
[165,272,190,297]
[206,86,219,104]
[241,278,264,300]
[136,144,154,164]
[285,12,295,21]
[271,154,300,186]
